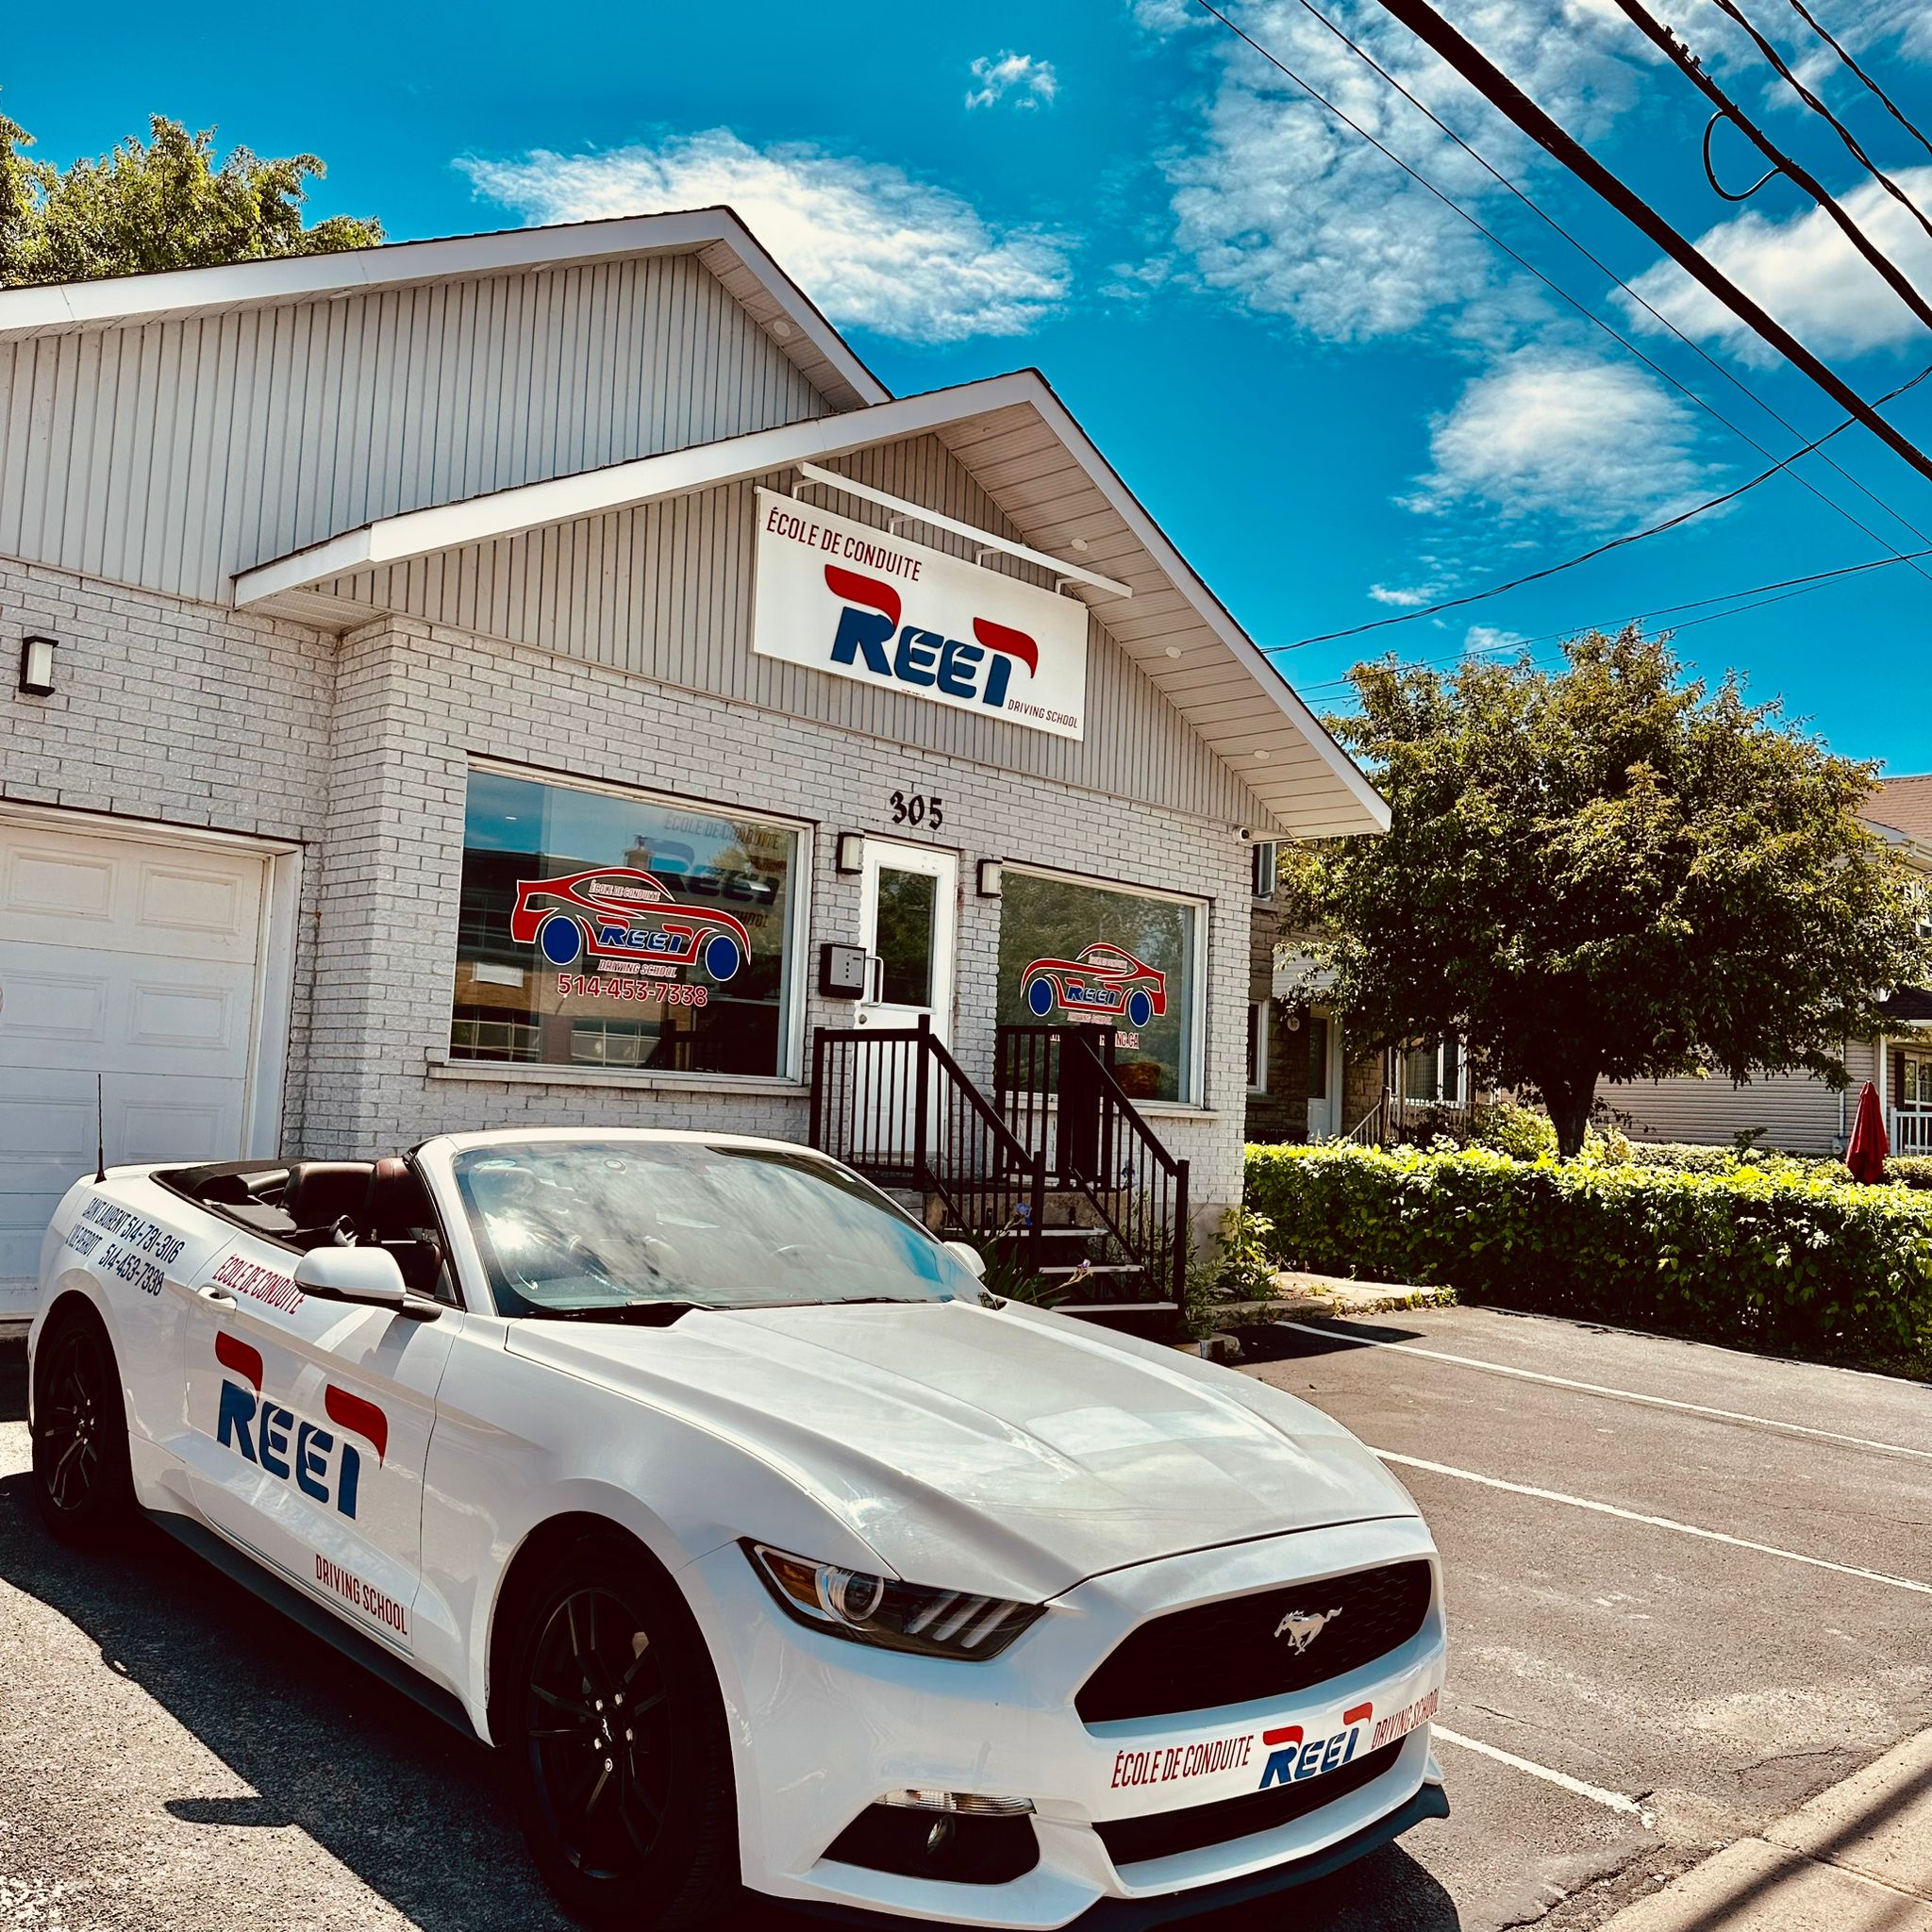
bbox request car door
[175,1223,456,1657]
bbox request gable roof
[0,208,887,413]
[232,366,1388,840]
[1864,775,1932,848]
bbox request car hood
[504,1298,1417,1600]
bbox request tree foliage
[1282,628,1929,1157]
[0,111,381,288]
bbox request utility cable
[1608,0,1932,337]
[1778,0,1932,166]
[1707,0,1932,246]
[1367,0,1932,488]
[1274,358,1932,647]
[1286,0,1932,563]
[1296,544,1932,695]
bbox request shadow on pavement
[0,1333,1458,1932]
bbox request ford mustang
[28,1128,1448,1928]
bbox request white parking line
[1374,1451,1932,1595]
[1277,1320,1932,1464]
[1433,1727,1656,1828]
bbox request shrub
[1244,1141,1932,1369]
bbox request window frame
[1246,1000,1270,1094]
[996,858,1210,1110]
[1250,840,1278,903]
[455,757,816,1087]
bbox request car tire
[501,1529,741,1929]
[32,1302,135,1544]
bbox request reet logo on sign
[752,489,1089,741]
[824,564,1039,713]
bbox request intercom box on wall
[818,941,869,999]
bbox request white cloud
[459,129,1073,343]
[1463,623,1525,654]
[1130,0,1206,34]
[966,51,1058,110]
[1369,582,1437,606]
[1620,166,1932,364]
[1161,0,1645,344]
[1402,349,1713,527]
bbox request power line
[1777,0,1932,167]
[1290,0,1932,560]
[1368,0,1932,486]
[1295,541,1932,696]
[1609,0,1932,334]
[1709,0,1932,247]
[1274,358,1932,648]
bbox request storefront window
[996,869,1201,1104]
[450,768,804,1079]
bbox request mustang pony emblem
[1274,1606,1344,1654]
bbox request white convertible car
[28,1128,1447,1928]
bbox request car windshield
[451,1140,980,1318]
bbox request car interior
[158,1158,457,1302]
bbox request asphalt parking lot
[2,1307,1928,1931]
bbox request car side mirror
[293,1246,440,1321]
[943,1240,988,1280]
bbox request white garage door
[0,819,273,1317]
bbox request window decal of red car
[1019,943,1167,1028]
[508,868,753,980]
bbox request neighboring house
[1603,775,1932,1157]
[1244,844,1391,1144]
[0,208,1390,1317]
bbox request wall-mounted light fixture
[836,832,866,874]
[18,634,57,697]
[976,859,1003,898]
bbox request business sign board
[752,488,1089,741]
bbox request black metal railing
[995,1024,1190,1307]
[809,1018,1045,1272]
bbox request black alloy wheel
[525,1585,675,1879]
[503,1532,738,1929]
[33,1308,133,1541]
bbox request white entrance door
[0,818,274,1319]
[853,841,958,1163]
[1305,1008,1344,1141]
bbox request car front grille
[1075,1560,1432,1724]
[1092,1739,1404,1868]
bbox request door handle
[198,1285,236,1306]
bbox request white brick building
[0,211,1385,1317]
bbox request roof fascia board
[0,209,889,407]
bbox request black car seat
[280,1162,375,1242]
[359,1157,452,1300]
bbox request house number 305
[889,791,944,830]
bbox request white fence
[1891,1107,1932,1157]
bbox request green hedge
[1246,1142,1932,1367]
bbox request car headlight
[743,1541,1044,1660]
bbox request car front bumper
[685,1513,1448,1930]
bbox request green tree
[0,111,381,287]
[1283,627,1929,1158]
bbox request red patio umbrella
[1846,1080,1890,1184]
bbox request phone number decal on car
[558,974,710,1006]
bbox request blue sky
[8,0,1932,766]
